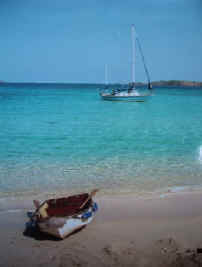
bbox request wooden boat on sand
[29,189,98,239]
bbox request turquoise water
[0,83,202,197]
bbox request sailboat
[100,25,152,102]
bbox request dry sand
[1,191,202,267]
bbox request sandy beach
[1,191,202,267]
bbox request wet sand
[1,191,202,266]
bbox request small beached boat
[30,190,98,239]
[100,25,152,102]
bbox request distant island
[103,80,202,89]
[150,80,202,87]
[130,80,202,88]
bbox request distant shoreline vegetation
[150,80,202,88]
[120,80,202,88]
[0,80,202,88]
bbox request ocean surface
[0,83,202,198]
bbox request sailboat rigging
[100,25,153,101]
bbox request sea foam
[199,145,202,163]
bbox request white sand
[1,191,202,266]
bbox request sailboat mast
[131,24,135,86]
[105,64,108,85]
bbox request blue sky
[0,0,201,83]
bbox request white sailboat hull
[100,92,150,102]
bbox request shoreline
[1,191,202,266]
[1,80,202,88]
[1,183,202,206]
[1,185,202,214]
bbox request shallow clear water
[0,83,202,197]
